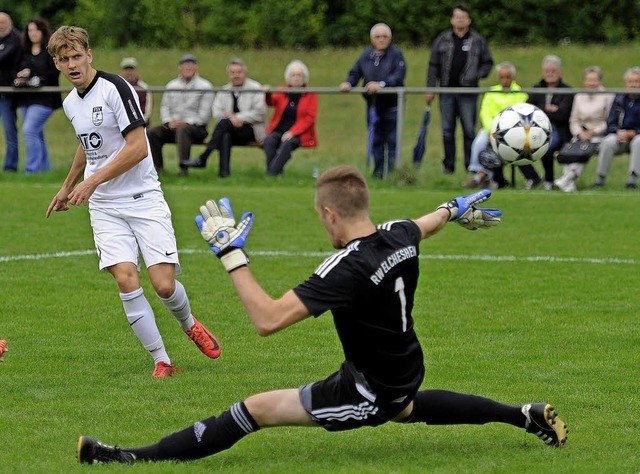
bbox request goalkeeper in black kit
[77,165,568,464]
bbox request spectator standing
[0,12,22,172]
[519,55,573,190]
[75,167,568,465]
[262,60,318,176]
[46,26,221,377]
[592,67,640,190]
[120,57,153,125]
[13,18,62,173]
[184,57,266,178]
[340,23,406,179]
[427,3,493,174]
[554,66,613,192]
[147,54,213,176]
[464,61,528,189]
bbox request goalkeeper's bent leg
[130,402,259,461]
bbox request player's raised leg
[148,263,221,359]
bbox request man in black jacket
[0,11,22,172]
[427,3,493,174]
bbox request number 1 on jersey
[395,276,407,332]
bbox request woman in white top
[554,66,614,192]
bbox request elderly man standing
[340,23,406,179]
[147,54,213,176]
[592,67,640,190]
[184,57,266,178]
[0,12,22,172]
[427,3,493,174]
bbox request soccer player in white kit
[45,26,221,378]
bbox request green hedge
[7,0,640,48]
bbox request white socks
[120,287,169,364]
[158,280,195,331]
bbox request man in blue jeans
[427,3,493,174]
[0,12,22,172]
[340,23,406,179]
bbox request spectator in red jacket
[262,60,318,176]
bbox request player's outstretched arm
[414,189,502,238]
[196,198,311,335]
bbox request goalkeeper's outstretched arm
[229,267,311,337]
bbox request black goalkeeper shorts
[299,361,417,432]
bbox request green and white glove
[437,189,502,231]
[195,197,254,272]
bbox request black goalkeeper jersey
[294,219,425,398]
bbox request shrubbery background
[5,0,640,49]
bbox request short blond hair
[47,25,89,59]
[315,165,369,218]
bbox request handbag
[557,138,597,164]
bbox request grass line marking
[0,249,637,265]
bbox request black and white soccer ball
[490,103,552,166]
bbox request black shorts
[299,361,418,432]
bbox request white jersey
[63,70,162,204]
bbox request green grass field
[1,45,640,472]
[1,180,639,473]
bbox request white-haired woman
[262,60,318,176]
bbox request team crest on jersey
[92,106,103,126]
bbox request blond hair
[47,25,89,58]
[315,165,369,218]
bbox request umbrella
[366,105,379,168]
[412,106,431,166]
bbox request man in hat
[147,54,214,176]
[120,57,153,125]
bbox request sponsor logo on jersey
[92,106,103,126]
[369,245,417,285]
[77,132,103,151]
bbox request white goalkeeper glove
[437,189,502,230]
[195,197,254,272]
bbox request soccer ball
[490,103,552,165]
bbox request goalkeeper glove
[195,197,254,272]
[437,189,502,230]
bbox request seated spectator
[519,55,573,190]
[13,17,62,174]
[147,54,213,176]
[592,66,640,189]
[464,61,528,189]
[0,12,22,173]
[120,57,153,125]
[262,60,318,176]
[184,57,266,177]
[554,66,614,192]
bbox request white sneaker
[543,181,553,191]
[555,176,577,192]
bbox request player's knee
[153,280,175,299]
[242,396,266,425]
